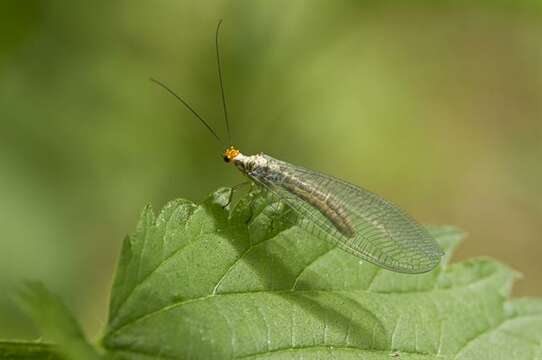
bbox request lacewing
[151,20,444,273]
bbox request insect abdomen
[279,175,355,238]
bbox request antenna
[150,77,224,146]
[215,19,231,145]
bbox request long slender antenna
[150,77,224,145]
[215,19,231,145]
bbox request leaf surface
[101,188,542,360]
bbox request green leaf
[15,282,101,360]
[101,187,542,359]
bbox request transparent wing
[250,155,444,273]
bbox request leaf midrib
[105,312,542,360]
[106,264,500,341]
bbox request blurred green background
[1,0,541,340]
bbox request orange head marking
[223,146,240,163]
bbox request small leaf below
[16,282,100,360]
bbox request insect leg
[223,181,252,208]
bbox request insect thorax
[234,153,284,183]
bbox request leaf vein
[110,206,197,327]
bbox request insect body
[152,20,444,274]
[224,148,443,273]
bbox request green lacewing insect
[151,20,444,273]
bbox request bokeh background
[1,0,541,340]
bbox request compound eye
[223,156,230,163]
